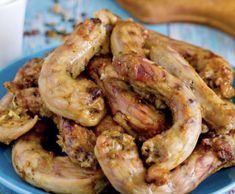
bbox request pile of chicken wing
[0,9,234,194]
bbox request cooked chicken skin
[0,59,42,144]
[88,57,166,140]
[54,114,124,169]
[4,58,51,117]
[94,9,120,55]
[0,92,38,145]
[110,20,166,111]
[145,30,235,99]
[12,87,51,117]
[94,9,120,26]
[111,20,147,57]
[111,20,201,184]
[95,130,235,194]
[1,9,234,194]
[113,54,202,184]
[94,115,124,136]
[55,116,97,169]
[5,57,100,168]
[12,121,108,194]
[103,78,166,140]
[13,85,120,169]
[149,44,235,134]
[39,18,107,127]
[0,92,15,112]
[4,58,43,92]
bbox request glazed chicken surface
[0,9,234,194]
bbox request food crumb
[45,29,69,40]
[24,29,40,36]
[51,3,61,14]
[45,30,57,38]
[45,22,57,27]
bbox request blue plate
[0,48,234,194]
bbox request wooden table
[1,0,235,193]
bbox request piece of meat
[88,56,166,141]
[95,130,235,194]
[111,20,202,184]
[54,114,124,169]
[12,121,108,194]
[38,18,107,126]
[94,115,124,136]
[55,116,97,169]
[149,44,235,134]
[4,58,43,92]
[145,30,235,99]
[111,20,147,57]
[0,92,38,145]
[4,58,52,117]
[113,54,202,184]
[94,9,120,55]
[0,59,43,144]
[13,87,52,117]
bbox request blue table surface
[1,0,235,193]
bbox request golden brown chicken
[0,92,38,145]
[145,31,235,99]
[148,43,235,134]
[0,58,43,144]
[111,20,202,184]
[0,9,234,194]
[95,130,235,194]
[12,121,108,194]
[55,116,97,168]
[55,114,124,169]
[38,18,107,127]
[113,54,202,184]
[88,56,166,140]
